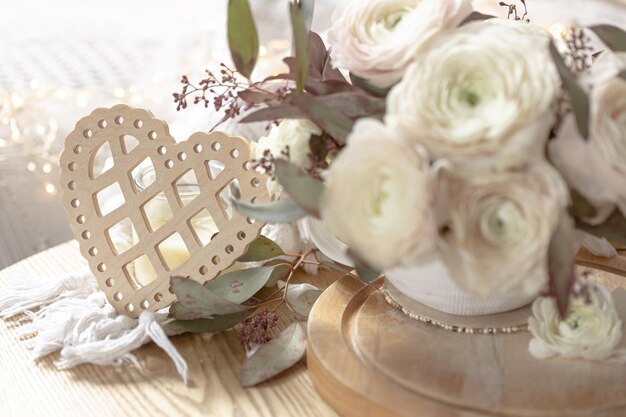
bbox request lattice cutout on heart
[59,105,270,317]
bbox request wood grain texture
[0,241,340,417]
[59,105,271,317]
[308,262,626,417]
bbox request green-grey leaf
[349,73,391,98]
[168,310,252,333]
[169,276,249,320]
[274,159,324,217]
[205,264,293,304]
[548,219,577,318]
[317,91,386,119]
[576,209,626,247]
[239,236,286,262]
[460,11,496,26]
[355,264,381,283]
[240,322,307,387]
[284,283,322,319]
[549,41,590,139]
[233,198,307,223]
[298,0,315,31]
[590,24,626,52]
[240,104,303,123]
[228,0,259,79]
[347,250,381,284]
[291,93,354,143]
[290,2,309,92]
[619,69,626,81]
[241,91,383,124]
[569,189,626,246]
[319,260,353,275]
[262,259,294,286]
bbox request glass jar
[129,165,219,286]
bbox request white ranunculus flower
[440,163,569,298]
[251,118,321,168]
[320,118,437,271]
[328,0,472,88]
[529,284,624,361]
[386,19,559,170]
[549,78,626,221]
[250,119,321,198]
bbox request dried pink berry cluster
[236,309,280,351]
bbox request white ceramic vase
[300,217,536,316]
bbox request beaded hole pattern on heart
[60,105,269,317]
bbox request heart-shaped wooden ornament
[60,105,270,317]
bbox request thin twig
[281,248,315,316]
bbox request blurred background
[0,0,337,269]
[0,0,624,269]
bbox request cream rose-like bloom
[251,118,321,168]
[529,284,624,361]
[549,78,626,221]
[320,118,437,271]
[328,0,472,88]
[386,19,559,170]
[440,163,569,297]
[250,119,321,198]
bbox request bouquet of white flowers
[173,0,626,365]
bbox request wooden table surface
[0,240,341,417]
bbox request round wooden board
[307,272,626,417]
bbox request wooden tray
[307,261,626,417]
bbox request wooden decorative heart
[59,105,269,317]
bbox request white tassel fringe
[0,270,188,383]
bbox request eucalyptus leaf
[549,41,590,139]
[569,190,626,246]
[460,11,496,26]
[590,24,626,52]
[355,264,382,284]
[240,322,307,387]
[297,0,315,32]
[280,31,347,83]
[274,159,324,217]
[319,260,354,275]
[262,259,294,286]
[547,219,578,318]
[239,236,285,262]
[240,91,380,124]
[575,209,626,247]
[240,104,303,124]
[349,73,391,98]
[284,283,322,319]
[291,93,354,143]
[347,250,381,284]
[168,310,252,333]
[169,276,250,320]
[306,31,336,81]
[305,31,326,78]
[233,198,307,223]
[317,91,386,119]
[321,47,346,82]
[227,0,259,79]
[238,89,275,104]
[304,78,355,96]
[570,189,601,221]
[290,2,309,92]
[205,264,293,304]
